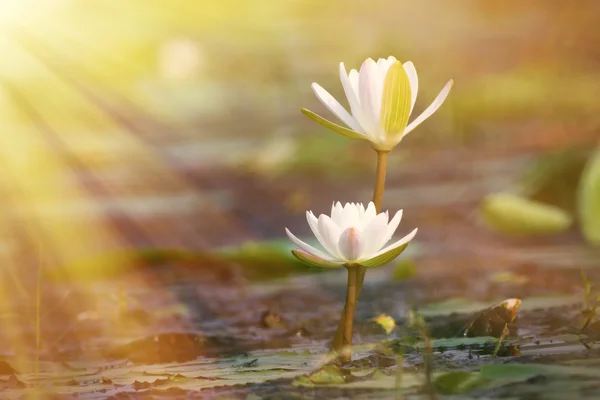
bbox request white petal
[373,228,418,257]
[381,57,397,75]
[361,213,390,257]
[364,202,377,220]
[340,202,360,230]
[403,79,453,137]
[311,83,364,133]
[403,62,419,115]
[285,228,336,261]
[331,201,344,226]
[307,211,339,258]
[382,210,403,246]
[357,203,366,218]
[338,227,364,261]
[358,58,380,137]
[317,215,342,258]
[339,63,367,132]
[349,69,360,96]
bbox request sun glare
[0,0,67,27]
[0,0,29,26]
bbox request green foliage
[517,147,591,212]
[216,239,327,279]
[578,147,600,246]
[278,133,372,178]
[392,259,417,281]
[480,363,600,380]
[418,295,581,318]
[369,314,396,335]
[307,365,347,384]
[480,193,572,236]
[434,371,487,394]
[50,248,202,280]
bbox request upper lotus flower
[285,201,417,268]
[302,56,453,151]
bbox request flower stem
[332,151,388,355]
[341,265,358,362]
[372,151,388,212]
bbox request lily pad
[435,371,487,394]
[517,147,591,212]
[578,147,600,246]
[481,193,573,236]
[480,363,600,380]
[214,239,327,279]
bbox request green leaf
[480,363,600,381]
[215,239,329,279]
[300,108,367,141]
[369,314,396,334]
[380,61,412,135]
[360,243,409,268]
[578,147,600,245]
[308,365,346,384]
[392,259,417,281]
[291,250,343,269]
[517,147,590,212]
[480,193,572,236]
[435,371,487,394]
[417,295,580,317]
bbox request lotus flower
[302,56,453,151]
[285,201,417,268]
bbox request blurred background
[1,0,600,279]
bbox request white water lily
[285,201,417,268]
[302,56,453,151]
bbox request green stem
[372,151,388,212]
[332,151,388,355]
[341,265,358,362]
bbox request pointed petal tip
[407,227,419,239]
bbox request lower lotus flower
[285,201,417,268]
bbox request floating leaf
[419,295,580,318]
[216,239,328,279]
[480,193,572,236]
[490,271,529,285]
[578,147,600,246]
[369,314,396,335]
[308,365,346,384]
[480,363,600,381]
[392,259,417,281]
[462,298,521,338]
[434,371,487,394]
[517,147,591,212]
